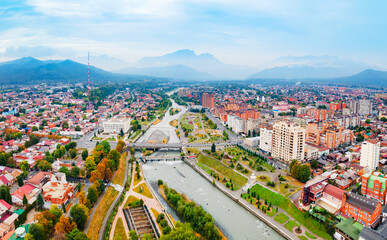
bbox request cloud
[2,46,56,58]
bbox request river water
[142,159,285,240]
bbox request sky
[1,0,387,68]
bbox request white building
[103,118,131,134]
[259,125,273,153]
[360,139,380,171]
[227,115,245,135]
[271,121,305,162]
[244,137,260,147]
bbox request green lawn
[305,231,317,239]
[274,213,289,224]
[285,220,299,232]
[298,236,308,240]
[266,207,278,217]
[249,184,332,240]
[197,154,248,187]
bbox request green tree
[32,126,38,132]
[70,149,77,159]
[160,222,199,240]
[23,194,28,205]
[299,164,311,183]
[87,187,98,204]
[310,159,318,169]
[75,125,81,131]
[71,166,80,177]
[107,149,121,170]
[37,194,44,208]
[211,143,216,153]
[120,128,124,137]
[62,121,69,129]
[0,185,12,204]
[365,119,371,124]
[17,175,24,187]
[29,223,47,240]
[20,160,29,172]
[59,166,70,176]
[129,230,138,240]
[70,204,89,230]
[82,149,89,160]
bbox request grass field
[249,184,332,240]
[186,147,201,155]
[87,186,119,240]
[112,152,127,185]
[124,195,139,207]
[298,236,308,240]
[274,213,289,224]
[197,154,247,187]
[285,220,299,232]
[113,218,127,240]
[133,183,153,199]
[305,231,317,239]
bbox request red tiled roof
[324,184,346,200]
[11,184,36,200]
[0,176,8,185]
[0,199,11,209]
[26,171,51,186]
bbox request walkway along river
[142,160,285,240]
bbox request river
[142,159,285,240]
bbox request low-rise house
[11,184,39,205]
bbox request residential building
[306,121,353,150]
[341,192,382,228]
[11,184,39,205]
[349,100,372,115]
[272,121,305,162]
[227,114,245,135]
[259,125,273,153]
[244,137,260,147]
[361,172,387,205]
[103,118,131,134]
[360,139,380,171]
[201,93,214,109]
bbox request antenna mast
[87,51,91,95]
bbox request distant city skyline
[1,1,387,68]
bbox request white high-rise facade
[360,139,380,171]
[272,121,305,162]
[259,125,273,153]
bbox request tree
[70,204,89,230]
[24,233,35,240]
[99,140,111,154]
[29,223,47,240]
[75,125,81,131]
[310,159,318,169]
[23,194,28,205]
[107,149,121,170]
[59,166,70,176]
[87,186,98,204]
[17,175,24,187]
[365,119,371,124]
[50,204,63,221]
[211,143,216,153]
[299,164,311,183]
[85,157,97,175]
[81,149,88,160]
[381,117,387,122]
[20,160,29,172]
[78,191,87,205]
[67,228,90,240]
[0,185,12,204]
[71,166,80,177]
[119,128,124,137]
[70,149,77,159]
[55,215,77,235]
[62,121,69,129]
[37,194,44,208]
[160,222,199,240]
[32,126,38,132]
[129,230,139,240]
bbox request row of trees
[163,184,221,240]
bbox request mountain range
[116,49,258,80]
[0,52,387,87]
[0,57,154,85]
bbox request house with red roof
[11,184,39,205]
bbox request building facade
[360,139,380,171]
[259,125,273,153]
[361,172,387,205]
[272,121,305,162]
[103,118,131,134]
[201,93,215,109]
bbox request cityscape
[1,1,387,240]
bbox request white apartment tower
[272,121,305,162]
[259,125,273,153]
[360,139,380,171]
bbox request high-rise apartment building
[259,125,273,153]
[360,139,380,171]
[272,121,305,162]
[349,99,372,115]
[201,93,215,109]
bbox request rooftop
[346,192,379,213]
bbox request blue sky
[0,0,387,68]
